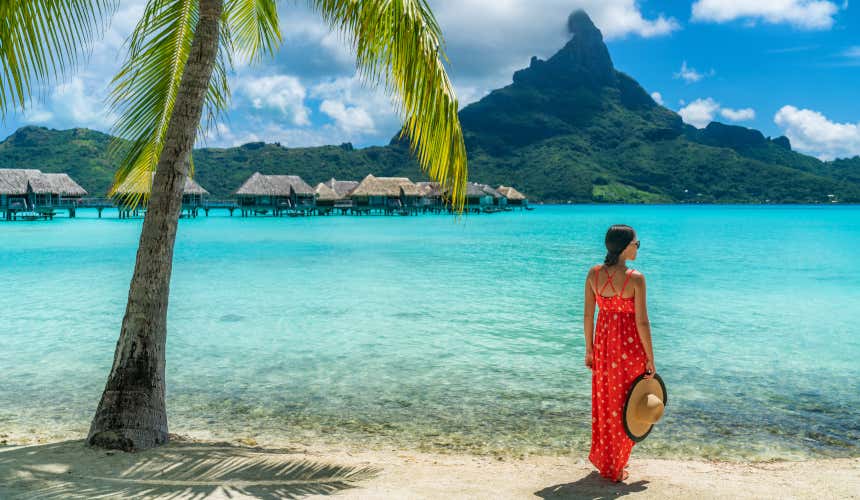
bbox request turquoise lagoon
[1,205,858,460]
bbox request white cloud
[673,61,713,83]
[774,105,860,159]
[4,0,681,148]
[679,98,757,128]
[310,76,400,135]
[319,100,375,134]
[678,98,720,128]
[691,0,840,30]
[206,120,375,149]
[22,76,114,129]
[237,75,311,126]
[425,1,679,113]
[205,123,260,147]
[843,46,860,58]
[22,105,54,124]
[650,91,664,105]
[720,107,756,121]
[430,1,678,46]
[455,86,490,108]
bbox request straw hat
[622,372,667,442]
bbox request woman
[583,224,655,482]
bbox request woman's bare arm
[633,273,655,377]
[584,267,597,370]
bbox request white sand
[0,436,857,499]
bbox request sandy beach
[1,435,857,499]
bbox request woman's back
[591,265,636,313]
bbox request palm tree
[1,0,468,451]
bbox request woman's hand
[644,358,655,378]
[585,350,594,371]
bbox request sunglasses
[631,240,641,249]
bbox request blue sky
[2,0,859,160]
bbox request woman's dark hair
[604,224,636,266]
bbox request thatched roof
[114,173,208,195]
[0,169,87,196]
[400,182,424,197]
[314,182,339,202]
[497,185,526,201]
[350,174,422,197]
[466,182,501,198]
[323,178,359,198]
[0,169,41,195]
[235,172,314,196]
[416,181,445,197]
[39,173,87,196]
[482,184,502,198]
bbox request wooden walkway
[3,198,526,221]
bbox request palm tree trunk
[87,0,223,451]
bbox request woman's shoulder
[588,264,603,277]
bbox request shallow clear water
[1,206,858,460]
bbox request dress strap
[619,269,633,296]
[599,265,618,295]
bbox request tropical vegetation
[0,0,469,451]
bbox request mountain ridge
[1,10,857,203]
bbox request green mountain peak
[1,10,857,203]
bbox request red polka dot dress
[589,265,647,481]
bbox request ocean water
[1,205,858,460]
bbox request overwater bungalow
[113,173,209,218]
[497,185,528,209]
[465,182,503,213]
[415,181,446,213]
[0,169,87,220]
[350,175,422,215]
[235,172,315,216]
[323,178,359,212]
[324,178,359,198]
[313,182,339,214]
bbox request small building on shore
[235,172,315,216]
[496,185,528,208]
[350,175,422,214]
[113,173,209,218]
[1,169,87,219]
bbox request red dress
[589,265,647,481]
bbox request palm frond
[107,0,199,207]
[109,0,283,206]
[224,0,281,64]
[0,0,115,117]
[311,0,468,211]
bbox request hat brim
[622,372,667,442]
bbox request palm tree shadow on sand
[535,471,648,499]
[0,438,378,499]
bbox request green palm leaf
[108,0,280,206]
[0,0,114,117]
[311,0,469,211]
[225,0,281,63]
[107,0,198,206]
